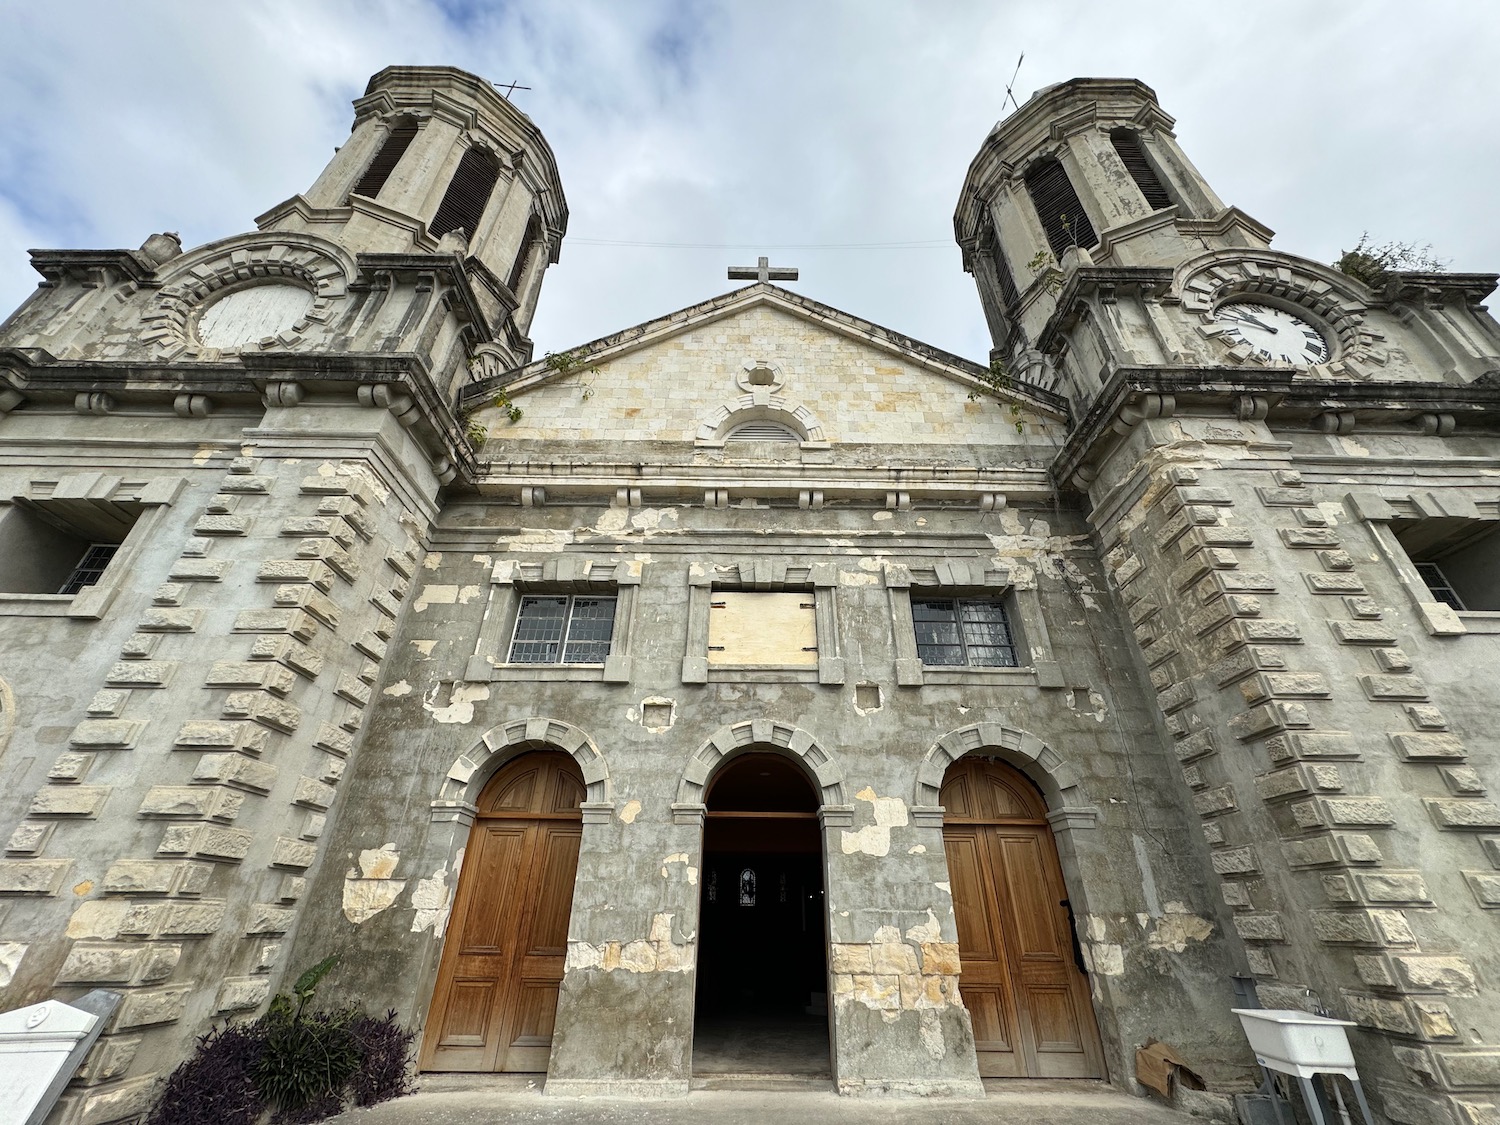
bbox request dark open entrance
[693,751,830,1079]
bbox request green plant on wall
[1026,247,1062,295]
[544,347,601,401]
[967,357,1027,434]
[1335,233,1446,289]
[458,388,522,452]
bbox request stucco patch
[619,800,642,824]
[410,640,436,658]
[0,942,27,986]
[1145,902,1215,953]
[410,862,454,936]
[67,900,129,940]
[1085,943,1125,975]
[840,786,909,856]
[422,552,442,570]
[565,912,693,974]
[660,853,698,884]
[343,844,406,924]
[382,680,413,697]
[423,682,489,724]
[457,585,483,604]
[414,585,458,612]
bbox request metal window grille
[352,118,419,200]
[1109,129,1172,211]
[430,146,502,239]
[1023,158,1098,258]
[59,543,119,596]
[912,598,1018,667]
[1415,562,1466,611]
[507,595,617,664]
[725,422,799,442]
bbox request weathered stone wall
[288,497,1252,1095]
[1089,416,1500,1125]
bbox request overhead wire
[566,237,951,250]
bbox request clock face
[1214,300,1330,365]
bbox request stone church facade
[0,66,1496,1124]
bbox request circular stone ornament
[195,283,315,350]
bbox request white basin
[1232,1008,1358,1075]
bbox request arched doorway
[422,750,584,1072]
[693,751,830,1079]
[941,756,1104,1078]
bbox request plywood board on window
[708,591,817,666]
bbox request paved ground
[325,1075,1206,1124]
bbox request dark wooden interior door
[941,757,1104,1079]
[422,751,584,1072]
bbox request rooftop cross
[492,80,531,100]
[728,256,798,284]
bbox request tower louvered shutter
[351,118,418,201]
[990,243,1022,312]
[431,147,502,240]
[1110,129,1172,211]
[1024,158,1098,258]
[508,214,544,293]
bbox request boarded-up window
[431,146,502,240]
[708,592,817,666]
[1023,157,1098,258]
[352,117,418,201]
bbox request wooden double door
[422,752,583,1072]
[942,757,1104,1079]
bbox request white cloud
[2,0,1497,361]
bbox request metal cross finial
[492,80,531,100]
[728,256,798,284]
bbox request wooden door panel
[425,752,584,1074]
[941,757,1105,1081]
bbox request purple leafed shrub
[148,1023,266,1125]
[348,1011,419,1106]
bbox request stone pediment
[464,284,1066,450]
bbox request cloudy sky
[1,1,1496,364]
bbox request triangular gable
[465,282,1066,419]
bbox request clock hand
[1234,312,1277,333]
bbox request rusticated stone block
[354,631,388,662]
[1344,994,1418,1035]
[1312,909,1415,946]
[1305,572,1364,594]
[272,584,340,628]
[1295,797,1394,829]
[86,690,129,718]
[249,635,323,678]
[1241,672,1331,704]
[169,558,229,581]
[191,753,277,794]
[111,985,193,1029]
[293,776,336,810]
[271,837,318,870]
[102,859,212,896]
[1427,799,1500,830]
[1356,872,1432,905]
[0,858,72,894]
[313,723,354,758]
[139,609,203,637]
[68,723,143,750]
[1233,914,1285,942]
[297,538,359,580]
[156,823,254,862]
[1284,836,1342,868]
[138,785,244,822]
[335,673,371,707]
[370,590,399,618]
[1360,674,1428,701]
[194,514,249,536]
[1464,871,1500,907]
[1393,955,1479,995]
[119,900,226,938]
[1193,787,1237,817]
[280,515,353,547]
[1435,1050,1500,1088]
[174,721,266,754]
[218,473,271,494]
[106,661,175,688]
[1279,527,1339,548]
[1175,729,1215,762]
[6,822,53,855]
[1256,486,1312,507]
[1211,846,1259,875]
[247,904,297,935]
[232,608,319,642]
[206,662,297,696]
[76,1075,160,1125]
[1391,733,1466,761]
[1331,620,1398,645]
[1230,701,1311,741]
[29,786,109,818]
[222,691,301,733]
[217,976,271,1013]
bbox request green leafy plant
[1336,233,1447,289]
[149,956,416,1125]
[1026,248,1063,295]
[967,357,1027,433]
[544,347,600,401]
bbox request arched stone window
[431,146,502,240]
[1109,129,1172,211]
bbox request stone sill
[1457,611,1500,635]
[907,667,1040,687]
[488,664,606,682]
[706,665,820,684]
[0,593,76,617]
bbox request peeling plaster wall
[289,497,1249,1096]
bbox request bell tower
[261,65,567,368]
[954,80,1500,1125]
